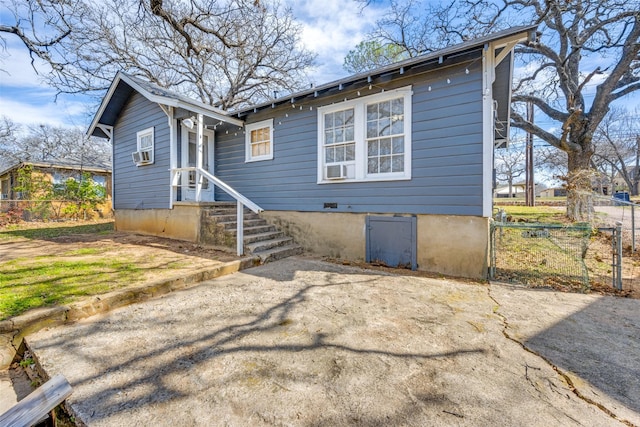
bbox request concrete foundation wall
[114,207,489,279]
[114,204,200,243]
[262,211,489,279]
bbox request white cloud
[0,38,94,128]
[0,39,53,88]
[0,90,93,129]
[289,0,385,83]
[0,1,386,128]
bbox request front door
[181,126,215,201]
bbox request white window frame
[135,127,155,165]
[245,119,274,162]
[317,86,412,184]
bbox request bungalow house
[538,187,567,198]
[88,26,535,279]
[494,183,526,198]
[0,161,112,215]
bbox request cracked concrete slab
[24,258,638,426]
[490,284,640,425]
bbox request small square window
[134,127,154,165]
[245,119,274,162]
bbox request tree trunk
[566,150,595,222]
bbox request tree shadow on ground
[29,261,486,425]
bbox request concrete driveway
[26,257,639,426]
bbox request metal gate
[490,222,593,289]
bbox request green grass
[0,221,114,240]
[497,205,568,224]
[0,253,142,319]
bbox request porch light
[183,117,196,129]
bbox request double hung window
[245,119,274,162]
[318,86,411,183]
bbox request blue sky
[0,0,637,134]
[0,0,383,130]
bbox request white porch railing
[170,167,263,256]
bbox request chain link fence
[490,222,595,291]
[491,194,640,295]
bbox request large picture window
[317,86,411,183]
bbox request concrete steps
[200,202,302,262]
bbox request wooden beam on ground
[0,373,72,427]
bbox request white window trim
[317,86,412,184]
[135,127,155,165]
[245,119,274,162]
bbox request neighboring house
[610,167,640,195]
[539,187,567,198]
[494,183,525,198]
[88,26,535,279]
[0,161,112,215]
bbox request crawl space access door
[366,216,417,270]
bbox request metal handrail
[197,168,263,214]
[170,167,263,255]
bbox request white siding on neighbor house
[214,61,484,216]
[113,92,171,209]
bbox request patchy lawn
[497,205,568,223]
[0,220,240,320]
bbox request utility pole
[526,99,535,207]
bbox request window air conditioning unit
[132,150,152,165]
[326,164,347,180]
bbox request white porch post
[195,113,204,201]
[167,107,176,208]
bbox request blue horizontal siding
[214,61,485,216]
[113,92,171,209]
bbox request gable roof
[88,25,536,138]
[87,72,244,138]
[233,25,536,117]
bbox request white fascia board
[88,72,244,138]
[87,71,127,137]
[492,31,531,50]
[174,101,244,128]
[120,74,244,127]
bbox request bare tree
[355,0,640,221]
[1,0,314,109]
[0,124,111,168]
[593,107,640,195]
[495,145,526,197]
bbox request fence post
[632,204,636,252]
[489,221,495,280]
[613,222,623,290]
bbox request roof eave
[234,25,537,116]
[88,72,244,138]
